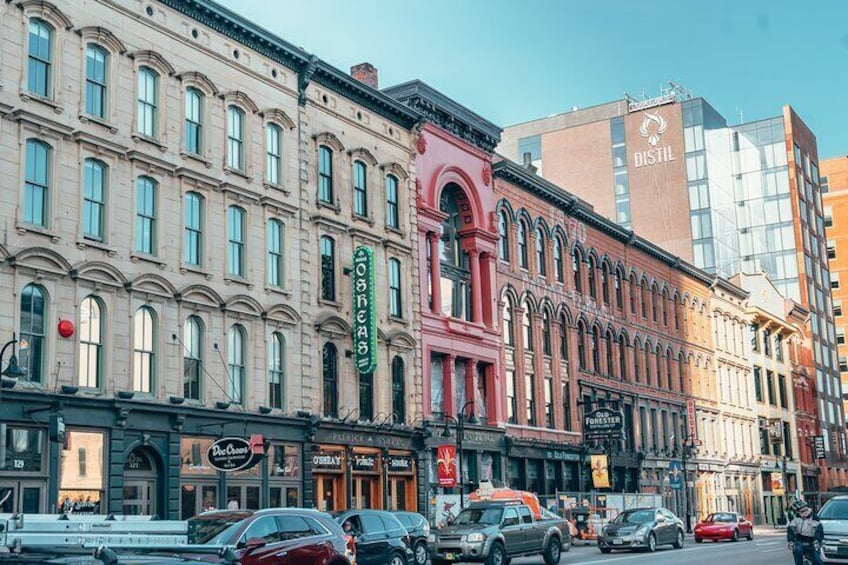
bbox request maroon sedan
[694,512,754,543]
[188,508,354,565]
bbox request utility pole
[681,419,691,533]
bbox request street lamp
[0,334,23,406]
[441,400,478,507]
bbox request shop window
[180,437,217,519]
[59,430,103,514]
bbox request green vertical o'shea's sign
[352,246,377,374]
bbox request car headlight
[427,534,436,543]
[466,533,486,543]
[601,525,608,535]
[634,525,650,536]
[423,523,430,534]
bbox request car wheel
[486,542,506,565]
[695,536,703,543]
[413,541,428,565]
[673,529,684,549]
[544,537,561,565]
[388,551,406,565]
[747,529,754,541]
[600,547,612,554]
[731,528,739,542]
[646,532,657,552]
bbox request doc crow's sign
[352,246,377,375]
[206,437,263,472]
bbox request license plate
[444,552,456,560]
[613,538,623,545]
[838,547,848,556]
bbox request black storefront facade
[422,423,507,500]
[504,437,583,496]
[0,389,308,518]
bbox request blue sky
[218,0,848,158]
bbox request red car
[694,512,753,543]
[188,508,355,565]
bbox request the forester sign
[583,408,624,438]
[353,246,377,375]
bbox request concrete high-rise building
[500,94,846,471]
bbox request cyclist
[787,499,823,565]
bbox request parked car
[332,510,413,565]
[428,500,570,565]
[816,495,848,563]
[597,507,685,553]
[188,508,354,565]
[394,511,430,565]
[694,512,753,542]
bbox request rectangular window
[762,329,771,357]
[24,140,50,227]
[840,356,848,373]
[184,89,203,154]
[754,366,763,402]
[267,220,284,287]
[506,370,516,424]
[544,376,553,429]
[320,236,335,301]
[386,175,400,229]
[135,177,156,254]
[766,370,776,406]
[227,107,244,171]
[318,146,333,203]
[778,375,787,409]
[228,206,245,277]
[83,160,105,240]
[184,193,203,267]
[85,45,107,118]
[353,161,367,216]
[389,258,402,318]
[137,67,158,137]
[28,20,52,97]
[825,205,834,228]
[828,240,837,260]
[525,373,536,426]
[832,272,841,290]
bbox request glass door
[123,480,155,516]
[0,481,45,513]
[352,477,375,509]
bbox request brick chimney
[350,63,378,89]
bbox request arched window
[572,248,583,293]
[133,306,156,393]
[655,347,663,388]
[227,106,245,171]
[439,185,471,320]
[25,139,50,228]
[78,296,103,389]
[503,299,515,347]
[522,303,533,352]
[662,290,669,326]
[517,221,528,269]
[678,353,686,393]
[392,356,405,424]
[320,235,335,301]
[322,342,338,418]
[85,44,108,118]
[601,265,610,305]
[673,296,680,329]
[629,274,638,314]
[353,160,368,216]
[590,325,600,372]
[267,219,284,287]
[228,324,246,404]
[577,322,587,370]
[137,66,158,137]
[28,19,53,97]
[605,331,614,377]
[553,237,563,282]
[386,174,400,229]
[269,332,285,409]
[184,87,203,154]
[389,258,402,318]
[666,352,674,391]
[498,210,510,261]
[227,206,245,277]
[183,316,202,401]
[535,228,546,276]
[83,159,106,241]
[542,310,552,356]
[266,123,282,185]
[587,256,597,300]
[633,339,642,383]
[559,316,570,361]
[651,285,659,322]
[135,176,157,254]
[640,281,649,319]
[643,344,652,386]
[614,269,623,309]
[618,335,628,381]
[318,146,333,203]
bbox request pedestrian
[787,499,823,565]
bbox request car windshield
[819,500,848,520]
[705,513,736,523]
[614,510,655,524]
[188,513,250,544]
[453,507,503,525]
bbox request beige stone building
[0,0,423,516]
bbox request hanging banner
[771,472,785,495]
[352,246,377,375]
[686,400,697,441]
[813,435,826,459]
[436,444,458,487]
[668,461,683,490]
[591,455,610,489]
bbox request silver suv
[818,495,848,563]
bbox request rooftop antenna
[668,81,692,100]
[737,107,744,124]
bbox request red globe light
[58,319,75,338]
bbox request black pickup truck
[428,501,570,565]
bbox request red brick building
[492,158,716,516]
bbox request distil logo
[638,112,668,147]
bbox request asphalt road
[505,527,790,565]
